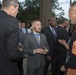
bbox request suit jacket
[67,25,72,37]
[41,26,57,58]
[0,10,23,75]
[23,32,49,68]
[56,26,69,53]
[19,30,25,45]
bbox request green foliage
[17,0,40,22]
[52,0,64,17]
[17,0,64,22]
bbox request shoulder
[71,31,76,39]
[0,10,18,24]
[41,26,49,33]
[40,33,46,37]
[8,15,18,23]
[56,26,61,29]
[56,26,64,32]
[25,32,32,38]
[42,26,49,30]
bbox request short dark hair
[31,19,41,25]
[2,0,19,8]
[58,18,66,24]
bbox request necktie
[52,28,57,41]
[35,34,40,44]
[22,28,26,34]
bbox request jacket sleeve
[23,35,35,56]
[6,18,23,61]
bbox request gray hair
[2,0,19,8]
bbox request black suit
[41,26,58,75]
[66,25,72,37]
[56,26,69,75]
[0,10,23,75]
[17,30,25,75]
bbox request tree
[0,1,2,9]
[17,0,64,27]
[52,0,64,17]
[40,0,64,27]
[40,0,52,27]
[17,0,40,22]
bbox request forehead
[32,21,41,24]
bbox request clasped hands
[34,47,48,54]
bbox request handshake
[34,46,48,54]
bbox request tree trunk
[70,0,72,5]
[40,0,52,28]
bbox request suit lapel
[40,33,44,47]
[47,26,53,35]
[30,32,40,46]
[47,26,56,41]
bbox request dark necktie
[52,28,57,41]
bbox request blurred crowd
[1,0,76,75]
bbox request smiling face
[32,20,42,33]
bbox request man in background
[0,0,23,75]
[41,17,58,75]
[56,18,69,75]
[21,22,31,34]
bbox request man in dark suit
[56,19,69,75]
[17,21,25,75]
[0,0,23,75]
[65,20,72,37]
[41,17,58,75]
[23,19,49,75]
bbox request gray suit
[23,32,49,75]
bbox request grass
[47,69,51,75]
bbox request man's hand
[42,46,48,54]
[34,48,48,54]
[58,39,69,50]
[61,65,66,72]
[19,48,23,52]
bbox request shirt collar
[33,31,39,35]
[49,25,53,30]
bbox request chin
[36,31,40,33]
